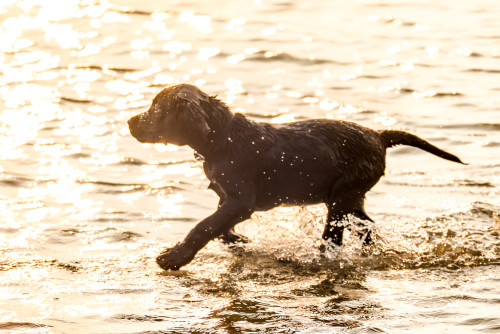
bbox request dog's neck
[193,100,234,157]
[199,115,234,157]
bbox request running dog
[128,84,465,270]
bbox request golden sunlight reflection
[63,66,101,84]
[319,98,339,111]
[0,107,49,159]
[157,193,183,217]
[340,66,363,81]
[163,40,192,54]
[224,78,245,104]
[2,84,56,108]
[178,11,213,34]
[34,142,81,159]
[226,18,245,32]
[72,42,102,57]
[374,112,397,127]
[196,47,220,61]
[99,11,130,24]
[261,24,285,37]
[139,162,201,184]
[227,53,245,65]
[0,0,496,331]
[78,153,122,168]
[44,24,82,49]
[146,11,171,30]
[2,51,59,81]
[130,37,152,59]
[143,143,179,153]
[118,191,143,205]
[24,206,61,223]
[125,66,162,81]
[270,114,298,123]
[105,79,143,95]
[55,109,110,142]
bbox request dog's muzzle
[128,113,149,143]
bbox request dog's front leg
[156,198,255,270]
[214,199,250,244]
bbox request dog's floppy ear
[176,85,211,112]
[175,85,211,138]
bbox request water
[0,0,499,333]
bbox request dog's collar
[194,151,205,161]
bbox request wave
[219,49,343,66]
[246,50,336,65]
[59,96,93,104]
[0,174,36,188]
[67,64,139,72]
[430,122,500,131]
[0,322,52,331]
[0,257,80,272]
[397,88,464,98]
[466,68,500,74]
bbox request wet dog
[128,84,465,270]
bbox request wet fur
[128,84,464,270]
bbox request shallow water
[0,0,499,333]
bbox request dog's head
[128,84,212,148]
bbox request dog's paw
[355,230,373,246]
[156,244,196,270]
[220,231,250,245]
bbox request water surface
[0,0,499,333]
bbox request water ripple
[0,0,499,332]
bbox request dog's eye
[152,104,161,114]
[150,102,171,121]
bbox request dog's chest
[202,160,213,180]
[202,159,226,189]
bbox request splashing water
[1,0,499,333]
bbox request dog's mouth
[128,113,174,145]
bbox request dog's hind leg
[322,189,373,248]
[353,207,374,245]
[322,204,347,247]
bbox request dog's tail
[379,130,466,164]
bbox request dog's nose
[127,116,136,127]
[128,113,152,143]
[127,115,142,137]
[128,114,142,131]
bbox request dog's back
[207,116,387,210]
